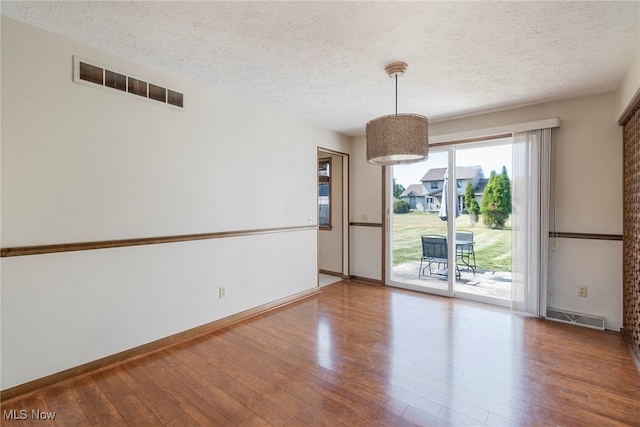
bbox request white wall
[615,44,640,120]
[350,136,383,225]
[430,93,622,235]
[2,230,317,388]
[433,93,624,330]
[1,17,347,389]
[350,92,624,329]
[349,136,383,281]
[547,239,622,326]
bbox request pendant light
[366,62,429,165]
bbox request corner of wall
[615,43,640,121]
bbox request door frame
[317,147,349,282]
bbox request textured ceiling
[2,1,639,135]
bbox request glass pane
[318,159,330,227]
[390,150,453,294]
[454,140,513,305]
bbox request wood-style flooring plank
[205,333,358,426]
[41,384,91,426]
[132,356,235,426]
[161,351,270,426]
[182,345,321,426]
[115,363,188,425]
[3,391,58,427]
[2,281,639,426]
[233,317,412,405]
[218,325,412,426]
[90,368,163,426]
[400,405,452,427]
[70,374,127,426]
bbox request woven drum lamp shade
[366,113,429,165]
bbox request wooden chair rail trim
[0,225,318,257]
[550,231,623,241]
[349,222,383,227]
[0,286,322,402]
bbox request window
[318,158,331,228]
[430,181,438,189]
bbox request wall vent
[546,307,605,330]
[73,56,184,109]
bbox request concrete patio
[391,261,512,301]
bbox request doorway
[317,148,349,285]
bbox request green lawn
[392,211,512,272]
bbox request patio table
[455,240,476,274]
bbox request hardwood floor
[2,281,640,426]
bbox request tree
[393,178,405,199]
[481,167,512,229]
[464,182,480,224]
[499,166,512,215]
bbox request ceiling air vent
[73,56,184,110]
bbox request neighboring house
[400,165,484,213]
[399,184,428,211]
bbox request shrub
[464,182,480,223]
[393,199,410,214]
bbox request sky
[392,141,513,188]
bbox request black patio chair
[419,235,460,279]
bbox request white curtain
[511,128,554,315]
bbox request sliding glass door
[388,138,515,308]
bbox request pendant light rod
[395,74,398,115]
[385,61,406,116]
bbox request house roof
[2,2,638,135]
[421,166,483,182]
[400,184,427,198]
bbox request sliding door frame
[384,145,456,297]
[385,136,514,307]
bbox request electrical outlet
[578,286,588,297]
[219,286,226,299]
[361,214,368,222]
